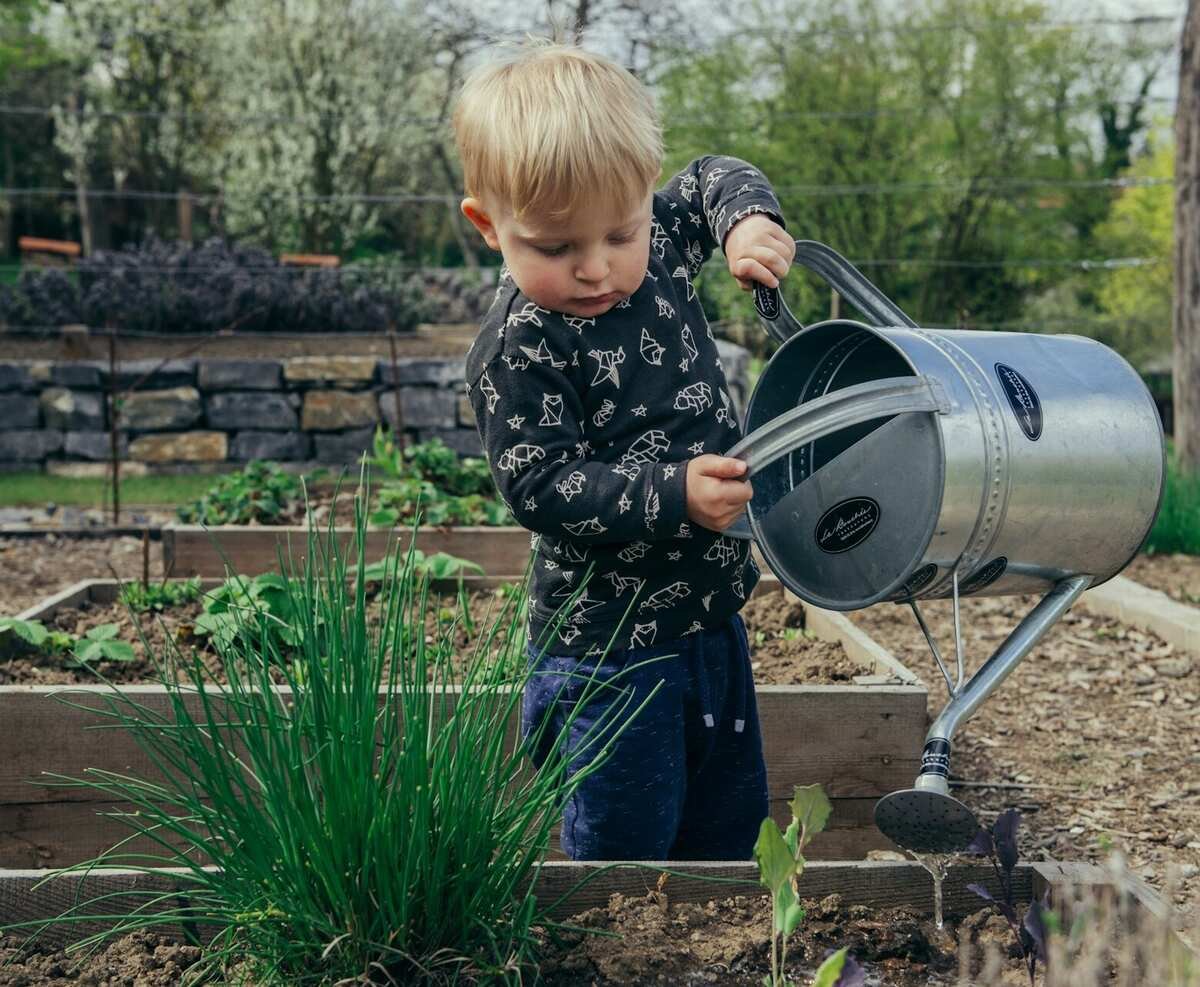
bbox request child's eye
[609,233,636,245]
[535,244,569,257]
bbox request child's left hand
[724,215,795,291]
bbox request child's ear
[461,198,501,251]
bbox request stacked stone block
[0,338,750,471]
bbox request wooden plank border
[1083,574,1200,654]
[0,860,1184,951]
[2,577,926,867]
[162,524,536,579]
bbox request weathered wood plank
[0,684,921,805]
[0,796,893,871]
[162,525,536,579]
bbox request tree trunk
[67,93,93,257]
[1175,0,1200,472]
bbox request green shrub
[1145,456,1200,556]
[176,461,313,526]
[119,577,203,613]
[22,497,647,984]
[366,431,512,527]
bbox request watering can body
[742,319,1165,611]
[732,242,1165,612]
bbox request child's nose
[574,248,610,283]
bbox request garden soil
[848,593,1200,924]
[537,885,1024,986]
[0,580,864,687]
[0,893,1024,986]
[0,536,163,615]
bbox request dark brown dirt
[0,893,1025,987]
[0,930,202,986]
[0,583,864,688]
[0,587,525,686]
[849,592,1200,921]
[739,588,867,684]
[0,536,164,615]
[1126,553,1200,605]
[537,886,1018,986]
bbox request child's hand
[724,215,794,291]
[686,455,753,532]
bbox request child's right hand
[685,455,753,532]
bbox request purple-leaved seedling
[966,808,1050,985]
[753,784,866,987]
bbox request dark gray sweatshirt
[465,156,783,657]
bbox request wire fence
[0,175,1178,207]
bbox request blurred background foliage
[0,0,1181,366]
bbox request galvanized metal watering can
[726,241,1165,854]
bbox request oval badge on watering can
[815,497,880,554]
[994,363,1042,441]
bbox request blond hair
[452,41,663,221]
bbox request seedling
[754,783,863,986]
[71,624,135,665]
[966,809,1049,985]
[119,577,203,613]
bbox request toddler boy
[454,42,794,861]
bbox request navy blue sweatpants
[520,614,768,861]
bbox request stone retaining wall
[0,340,751,473]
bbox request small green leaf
[100,640,135,662]
[0,617,49,647]
[788,784,833,847]
[812,947,848,987]
[782,900,805,936]
[86,623,121,642]
[73,640,102,664]
[753,817,796,894]
[784,817,800,856]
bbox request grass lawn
[0,471,226,508]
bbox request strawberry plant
[0,616,50,649]
[366,432,511,527]
[194,572,305,656]
[176,461,319,526]
[71,624,135,665]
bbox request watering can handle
[753,240,919,343]
[721,375,946,541]
[726,375,947,478]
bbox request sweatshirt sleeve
[466,308,689,544]
[653,156,785,275]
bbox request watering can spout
[874,573,1093,855]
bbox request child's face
[462,193,652,317]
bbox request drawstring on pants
[690,620,749,733]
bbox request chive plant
[23,490,650,984]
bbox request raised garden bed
[0,860,1190,983]
[0,577,925,869]
[162,522,535,578]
